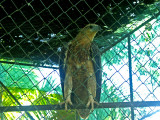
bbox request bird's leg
[60,72,73,110]
[86,81,99,111]
[86,61,99,111]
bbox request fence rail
[0,0,160,119]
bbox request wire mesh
[0,0,160,119]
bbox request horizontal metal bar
[0,60,59,69]
[1,101,160,112]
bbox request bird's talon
[86,97,98,111]
[61,97,73,110]
[94,101,99,105]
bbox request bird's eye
[89,25,93,29]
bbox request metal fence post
[128,35,134,120]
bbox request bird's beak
[97,25,102,31]
[93,25,102,32]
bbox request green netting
[0,63,61,92]
[0,0,160,120]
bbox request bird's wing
[59,45,75,103]
[90,42,102,102]
[59,46,66,97]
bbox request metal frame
[0,12,160,120]
[1,101,160,112]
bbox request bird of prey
[59,24,102,119]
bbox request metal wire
[0,0,160,119]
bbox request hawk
[59,24,102,119]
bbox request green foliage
[88,82,131,120]
[102,39,128,67]
[0,63,76,119]
[2,86,76,119]
[0,16,160,120]
[0,63,38,89]
[101,16,160,119]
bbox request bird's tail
[77,109,90,119]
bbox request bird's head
[76,24,101,43]
[83,24,101,33]
[80,24,101,37]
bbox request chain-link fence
[0,0,160,120]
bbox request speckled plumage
[59,24,102,119]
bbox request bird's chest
[66,44,95,104]
[72,66,89,103]
[68,45,91,63]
